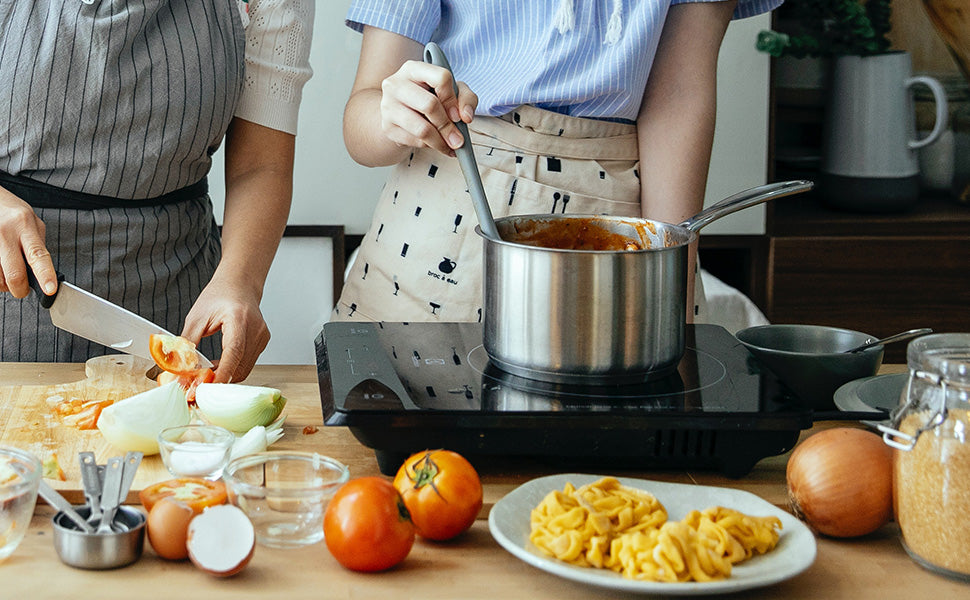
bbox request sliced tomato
[139,477,228,514]
[149,333,202,376]
[52,398,114,430]
[156,367,215,404]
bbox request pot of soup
[477,180,813,384]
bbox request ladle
[844,328,933,354]
[423,42,501,241]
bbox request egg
[146,497,195,560]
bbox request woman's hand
[378,59,478,156]
[181,272,270,384]
[344,27,478,167]
[0,186,58,298]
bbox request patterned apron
[0,0,245,361]
[333,105,707,323]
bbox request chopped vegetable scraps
[42,453,66,481]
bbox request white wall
[210,11,772,235]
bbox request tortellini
[529,477,782,582]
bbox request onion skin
[786,427,893,538]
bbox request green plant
[756,0,892,58]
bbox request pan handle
[679,180,814,233]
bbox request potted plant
[755,0,892,59]
[756,0,948,213]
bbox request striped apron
[333,105,707,323]
[0,0,245,362]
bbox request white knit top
[236,0,314,135]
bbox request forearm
[343,87,412,167]
[637,2,736,222]
[218,118,294,298]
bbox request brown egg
[146,497,195,560]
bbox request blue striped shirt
[346,0,781,122]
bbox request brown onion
[786,427,893,538]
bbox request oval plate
[833,373,908,424]
[488,473,816,595]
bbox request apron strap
[0,171,208,209]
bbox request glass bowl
[158,424,235,480]
[0,446,42,562]
[222,452,349,548]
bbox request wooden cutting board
[0,355,174,503]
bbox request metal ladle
[844,328,933,354]
[423,42,501,242]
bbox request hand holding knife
[26,269,212,368]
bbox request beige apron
[333,105,706,323]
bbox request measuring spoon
[78,452,102,525]
[37,480,95,534]
[423,42,501,242]
[96,456,125,534]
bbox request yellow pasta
[529,478,783,583]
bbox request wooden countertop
[5,363,966,599]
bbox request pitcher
[820,51,948,212]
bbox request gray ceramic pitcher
[820,51,947,212]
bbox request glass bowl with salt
[158,424,235,480]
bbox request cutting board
[0,355,171,503]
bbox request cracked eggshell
[186,504,255,577]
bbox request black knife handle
[26,269,63,309]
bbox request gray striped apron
[333,105,708,323]
[0,0,245,362]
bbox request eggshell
[147,497,195,560]
[187,504,255,577]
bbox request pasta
[529,478,782,582]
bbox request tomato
[149,333,202,376]
[52,398,114,430]
[157,367,215,404]
[393,449,483,541]
[139,477,228,514]
[323,477,414,572]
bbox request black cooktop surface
[316,322,814,477]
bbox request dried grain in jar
[881,333,970,582]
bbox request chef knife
[27,271,213,368]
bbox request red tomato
[157,368,215,404]
[139,477,228,514]
[149,333,202,376]
[323,477,415,572]
[393,449,483,540]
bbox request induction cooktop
[315,322,815,477]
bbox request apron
[0,0,245,362]
[333,105,707,323]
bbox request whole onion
[786,427,893,538]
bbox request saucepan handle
[679,180,814,233]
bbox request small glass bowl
[0,446,42,562]
[158,424,235,480]
[223,452,349,548]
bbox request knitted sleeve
[235,0,315,135]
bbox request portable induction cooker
[315,322,815,478]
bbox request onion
[229,423,285,461]
[194,384,286,433]
[97,382,191,455]
[786,427,893,538]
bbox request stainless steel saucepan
[478,180,813,384]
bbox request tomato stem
[409,452,444,499]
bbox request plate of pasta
[488,473,816,595]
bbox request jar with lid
[880,333,970,581]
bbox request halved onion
[97,382,191,455]
[195,384,286,433]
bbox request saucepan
[477,180,813,384]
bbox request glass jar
[880,333,970,581]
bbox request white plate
[488,473,816,596]
[833,373,907,424]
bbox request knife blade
[27,271,213,368]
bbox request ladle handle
[423,42,501,241]
[679,180,814,233]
